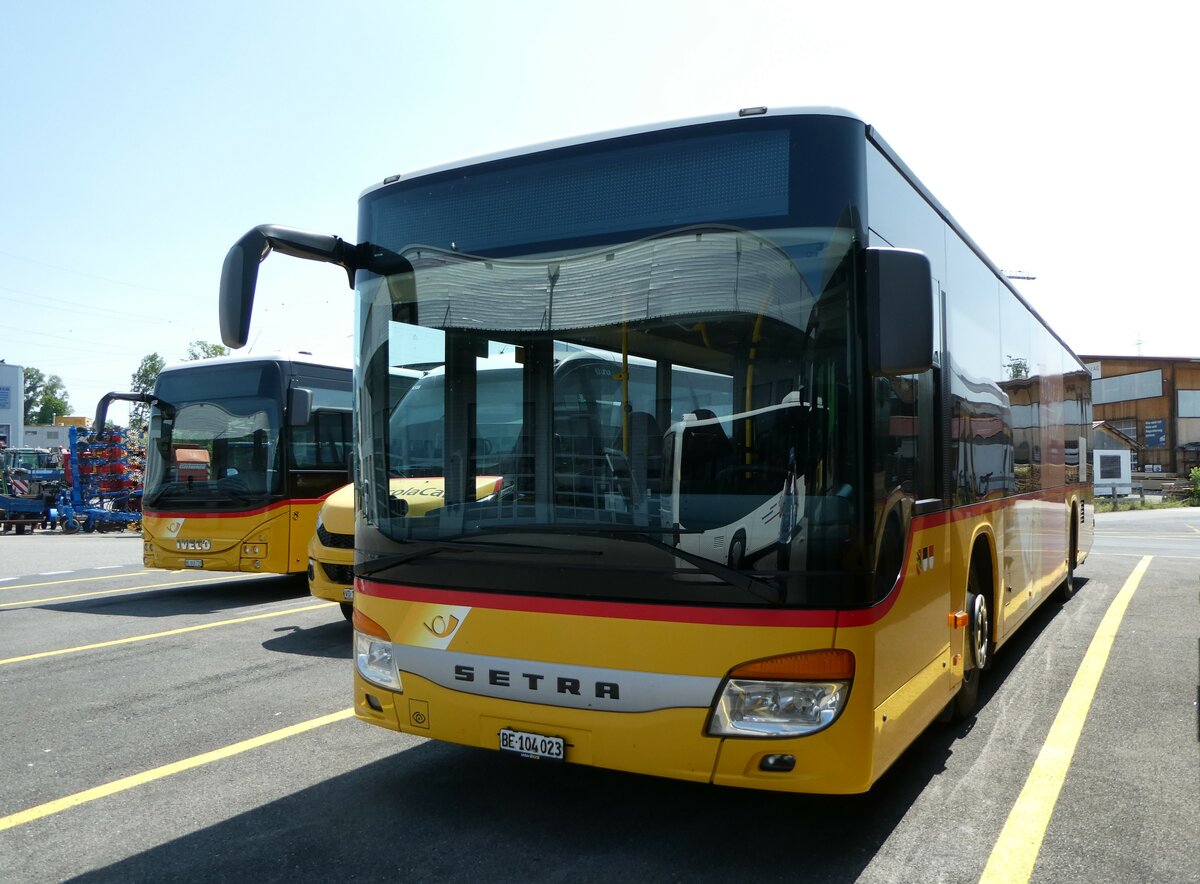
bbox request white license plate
[183,559,203,569]
[342,588,354,601]
[499,728,565,761]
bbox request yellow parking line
[0,573,254,609]
[0,570,155,592]
[0,602,336,666]
[0,709,356,831]
[979,555,1151,884]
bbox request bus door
[869,286,953,730]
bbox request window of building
[1109,418,1139,470]
[1179,390,1200,419]
[1093,369,1162,405]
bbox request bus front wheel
[952,565,992,720]
[727,531,746,569]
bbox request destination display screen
[364,128,791,255]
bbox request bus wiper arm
[355,539,601,577]
[616,530,786,606]
[472,525,785,605]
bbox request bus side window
[313,412,349,467]
[681,410,732,492]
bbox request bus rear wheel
[1057,511,1079,603]
[952,565,992,721]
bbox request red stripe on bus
[143,498,329,519]
[357,580,841,627]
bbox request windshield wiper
[470,524,786,606]
[355,537,601,578]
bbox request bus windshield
[359,225,863,606]
[350,112,874,606]
[143,362,284,509]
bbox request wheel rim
[970,592,990,670]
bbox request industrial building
[1080,354,1200,478]
[0,362,23,449]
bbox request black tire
[339,602,354,621]
[1057,511,1079,603]
[727,531,746,569]
[15,522,27,535]
[63,518,80,535]
[952,562,992,721]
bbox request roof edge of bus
[359,106,864,199]
[158,351,352,373]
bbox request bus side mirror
[220,227,272,350]
[289,387,313,427]
[219,225,364,349]
[865,247,934,376]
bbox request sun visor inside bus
[392,231,816,332]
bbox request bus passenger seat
[627,411,664,495]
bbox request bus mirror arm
[93,391,158,439]
[219,224,409,349]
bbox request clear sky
[2,0,1196,425]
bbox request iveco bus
[141,353,351,575]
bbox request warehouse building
[0,361,23,449]
[1080,355,1200,478]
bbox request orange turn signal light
[729,649,855,681]
[352,609,389,639]
[949,611,969,629]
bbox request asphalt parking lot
[1,510,1197,883]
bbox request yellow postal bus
[141,354,351,575]
[220,107,1092,793]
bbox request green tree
[186,340,229,361]
[22,367,46,423]
[129,353,166,428]
[1004,355,1030,380]
[22,367,72,424]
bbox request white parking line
[38,571,72,576]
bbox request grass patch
[1094,496,1196,513]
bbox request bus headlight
[708,650,853,738]
[353,610,402,691]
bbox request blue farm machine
[53,392,152,534]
